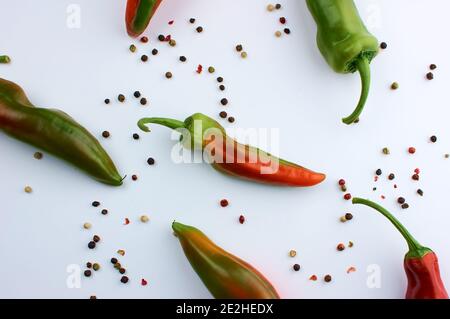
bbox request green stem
[0,55,11,64]
[138,117,185,132]
[352,197,429,257]
[342,57,370,125]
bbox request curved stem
[352,197,424,253]
[138,117,185,132]
[342,57,371,125]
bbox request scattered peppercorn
[86,262,92,269]
[189,18,196,24]
[445,154,450,159]
[90,295,97,299]
[104,98,110,104]
[289,250,297,257]
[408,147,416,154]
[101,209,108,215]
[34,152,43,160]
[93,263,100,271]
[228,117,235,123]
[165,72,173,79]
[324,275,332,283]
[239,215,245,224]
[83,222,92,230]
[140,97,147,105]
[337,243,345,251]
[220,199,229,207]
[208,66,215,74]
[430,135,437,143]
[221,98,228,106]
[340,216,347,223]
[375,169,382,176]
[241,51,248,58]
[430,64,437,70]
[348,241,354,248]
[88,241,96,249]
[124,218,130,225]
[129,44,137,53]
[141,278,148,286]
[114,263,122,270]
[388,173,395,181]
[147,157,155,165]
[275,31,282,38]
[134,91,141,98]
[117,249,126,256]
[397,197,406,204]
[382,147,390,155]
[131,175,138,181]
[345,213,353,221]
[217,77,224,83]
[219,111,227,119]
[284,28,291,34]
[426,72,434,80]
[118,94,125,102]
[169,39,176,47]
[158,34,165,41]
[338,179,346,186]
[179,56,187,62]
[267,4,275,11]
[102,131,110,138]
[309,275,318,281]
[24,186,33,193]
[110,258,118,264]
[236,44,243,52]
[417,189,424,196]
[93,235,100,243]
[344,193,352,200]
[380,42,387,49]
[120,276,129,283]
[84,270,92,277]
[92,201,100,207]
[412,174,419,181]
[279,17,286,24]
[120,268,126,275]
[196,26,203,33]
[140,215,150,223]
[141,55,148,62]
[340,185,347,192]
[140,36,148,43]
[391,82,399,90]
[293,264,301,272]
[401,203,410,210]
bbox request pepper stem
[342,57,371,125]
[352,197,429,257]
[138,118,185,132]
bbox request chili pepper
[126,0,162,37]
[0,55,11,64]
[352,197,449,299]
[137,113,326,187]
[306,0,379,124]
[172,222,280,299]
[0,78,123,186]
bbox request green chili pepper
[173,222,280,299]
[306,0,379,124]
[0,55,11,64]
[0,78,123,186]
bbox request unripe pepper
[353,198,448,299]
[173,222,280,299]
[126,0,162,37]
[0,55,11,64]
[138,113,325,187]
[306,0,379,125]
[0,78,123,186]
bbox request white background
[1,0,450,299]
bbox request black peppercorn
[84,270,92,277]
[88,241,96,249]
[147,157,155,165]
[111,258,118,264]
[121,276,129,284]
[133,133,140,140]
[92,201,100,207]
[293,264,301,271]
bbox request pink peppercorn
[338,179,346,186]
[344,193,352,200]
[220,199,229,207]
[408,147,416,154]
[239,215,245,224]
[414,168,420,174]
[279,17,286,24]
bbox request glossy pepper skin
[0,55,11,64]
[353,198,448,299]
[306,0,379,125]
[138,113,325,187]
[0,78,123,186]
[173,222,280,299]
[126,0,162,37]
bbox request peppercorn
[408,147,416,154]
[92,201,100,207]
[279,17,286,24]
[110,258,118,264]
[417,189,424,196]
[118,94,125,102]
[430,135,437,143]
[217,77,224,83]
[338,179,346,186]
[169,39,176,47]
[121,276,129,283]
[344,193,352,200]
[228,117,235,123]
[382,147,390,155]
[134,91,141,98]
[104,98,110,104]
[275,31,282,38]
[86,262,92,269]
[189,18,196,24]
[158,34,165,41]
[83,222,92,230]
[133,133,140,140]
[23,186,32,193]
[267,4,275,11]
[129,44,137,53]
[93,263,100,271]
[380,42,387,49]
[220,98,228,106]
[284,28,291,35]
[140,97,147,105]
[101,209,108,215]
[151,48,158,56]
[239,215,245,224]
[275,3,281,9]
[140,215,150,223]
[132,175,138,181]
[236,44,243,52]
[34,152,43,160]
[391,82,399,90]
[219,111,227,119]
[208,66,215,74]
[446,154,450,159]
[340,216,347,223]
[401,203,410,210]
[141,55,148,62]
[84,270,92,277]
[426,72,434,80]
[293,264,301,272]
[337,243,345,251]
[375,169,382,176]
[147,157,155,165]
[412,174,420,181]
[165,72,173,79]
[340,185,347,192]
[179,56,187,62]
[90,295,97,299]
[348,241,354,248]
[289,250,297,257]
[140,36,148,43]
[93,235,100,243]
[388,173,395,181]
[102,131,110,138]
[219,85,225,91]
[397,197,406,204]
[241,51,248,59]
[220,199,229,207]
[430,64,437,70]
[88,241,96,249]
[324,275,332,283]
[114,263,122,270]
[119,268,126,275]
[345,213,353,221]
[196,26,203,33]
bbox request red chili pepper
[126,0,163,37]
[353,198,448,299]
[137,113,326,187]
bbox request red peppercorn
[239,215,245,224]
[344,193,352,200]
[168,20,174,25]
[408,147,416,154]
[414,168,420,174]
[196,64,203,74]
[412,174,420,181]
[141,278,148,286]
[279,17,286,24]
[140,36,148,43]
[220,199,229,207]
[338,179,346,186]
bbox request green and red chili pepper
[126,0,162,37]
[0,78,123,186]
[173,221,280,299]
[138,113,326,187]
[306,0,379,124]
[353,198,448,299]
